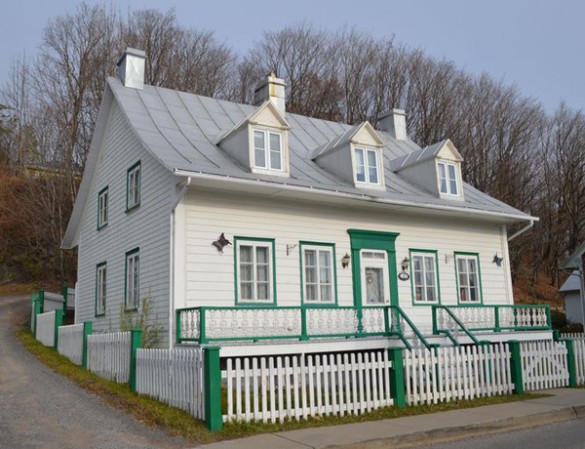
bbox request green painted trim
[565,339,577,387]
[124,248,140,311]
[347,229,399,251]
[95,262,107,317]
[233,236,277,306]
[299,241,338,307]
[388,347,406,407]
[453,252,483,305]
[62,283,68,312]
[97,186,109,230]
[408,249,441,307]
[125,160,141,213]
[82,321,93,369]
[508,340,524,394]
[39,289,45,313]
[53,309,63,350]
[204,346,223,431]
[129,328,143,392]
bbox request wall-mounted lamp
[286,244,297,256]
[398,256,410,281]
[493,253,503,267]
[341,253,351,268]
[212,233,231,253]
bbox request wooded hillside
[0,3,583,297]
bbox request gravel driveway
[0,295,190,449]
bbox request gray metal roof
[560,271,582,293]
[108,77,533,221]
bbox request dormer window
[354,146,383,187]
[254,129,282,171]
[437,161,459,196]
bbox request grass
[16,327,550,444]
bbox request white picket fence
[560,332,585,339]
[223,351,393,423]
[57,324,84,365]
[87,332,131,383]
[136,347,205,419]
[520,340,569,391]
[404,343,513,406]
[570,339,585,385]
[36,311,56,347]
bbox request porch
[175,304,553,355]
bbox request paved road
[0,295,188,449]
[408,417,585,449]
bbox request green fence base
[509,340,524,394]
[388,347,406,408]
[130,329,143,392]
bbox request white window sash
[354,147,381,186]
[253,129,282,171]
[412,253,438,303]
[302,246,334,303]
[238,241,272,302]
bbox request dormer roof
[312,121,384,160]
[390,139,462,172]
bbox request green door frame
[347,229,400,308]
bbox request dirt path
[0,295,190,449]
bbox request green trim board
[298,241,338,306]
[453,251,483,305]
[408,249,441,306]
[95,261,107,317]
[97,186,109,230]
[233,236,277,306]
[126,160,141,212]
[347,229,399,308]
[124,248,140,311]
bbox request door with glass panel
[360,250,391,305]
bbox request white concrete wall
[75,101,174,347]
[175,189,514,334]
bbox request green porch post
[388,347,406,407]
[129,328,143,392]
[564,339,577,388]
[509,340,524,394]
[39,288,45,313]
[53,309,63,351]
[82,321,93,368]
[204,346,222,431]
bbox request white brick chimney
[254,72,286,114]
[117,48,146,90]
[378,109,407,140]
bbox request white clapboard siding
[136,347,205,419]
[57,324,84,365]
[36,311,56,347]
[87,332,131,383]
[403,343,513,406]
[573,339,585,385]
[222,350,393,424]
[520,340,569,391]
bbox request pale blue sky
[1,0,584,113]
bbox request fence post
[129,328,143,392]
[39,288,45,313]
[388,347,406,407]
[82,321,93,369]
[32,298,42,337]
[509,340,524,394]
[53,309,63,351]
[204,346,222,431]
[564,339,577,388]
[62,283,68,312]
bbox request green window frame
[253,129,283,171]
[126,161,141,212]
[437,161,459,196]
[95,262,107,317]
[234,237,276,305]
[409,249,440,305]
[299,241,337,306]
[454,252,483,304]
[125,248,140,311]
[354,147,381,186]
[97,186,109,229]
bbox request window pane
[256,247,268,264]
[305,266,316,283]
[320,285,332,302]
[256,264,269,282]
[269,133,281,170]
[257,282,269,300]
[270,149,281,170]
[240,282,253,300]
[355,148,365,182]
[413,256,422,271]
[240,264,253,281]
[255,148,266,168]
[254,131,264,149]
[240,246,253,263]
[306,285,317,301]
[365,267,384,304]
[426,287,435,302]
[304,249,316,266]
[448,164,457,181]
[438,163,447,193]
[367,150,378,184]
[450,179,458,195]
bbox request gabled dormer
[313,122,386,190]
[218,100,291,178]
[390,139,464,200]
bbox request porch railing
[432,305,551,337]
[176,305,432,349]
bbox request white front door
[360,250,390,305]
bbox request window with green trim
[126,162,141,211]
[125,249,140,310]
[455,254,481,303]
[96,263,106,316]
[410,251,439,304]
[97,187,108,229]
[301,243,335,304]
[236,240,273,302]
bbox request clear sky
[1,0,584,113]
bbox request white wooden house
[62,48,552,352]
